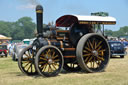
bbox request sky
[0,0,128,31]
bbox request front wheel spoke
[52,55,59,59]
[27,64,32,72]
[24,62,30,68]
[53,63,59,67]
[31,64,33,73]
[54,59,60,62]
[39,61,46,65]
[51,64,57,70]
[83,53,91,57]
[42,64,47,72]
[48,65,50,73]
[49,65,53,72]
[97,56,104,61]
[40,63,48,69]
[40,57,47,61]
[52,52,55,58]
[25,53,31,58]
[28,50,31,58]
[22,61,29,63]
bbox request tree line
[0,17,36,40]
[105,26,128,38]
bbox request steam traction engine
[18,5,116,77]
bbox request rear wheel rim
[77,34,110,72]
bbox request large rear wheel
[35,45,64,77]
[76,33,110,72]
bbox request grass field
[0,56,128,85]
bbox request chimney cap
[36,5,43,11]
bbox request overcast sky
[0,0,128,31]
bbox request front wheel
[76,33,110,73]
[35,45,64,77]
[18,45,37,75]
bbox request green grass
[0,56,128,85]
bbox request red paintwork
[0,49,7,54]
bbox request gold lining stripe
[79,21,116,25]
[36,10,42,13]
[64,48,75,51]
[60,41,63,48]
[64,56,76,58]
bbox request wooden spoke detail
[76,33,110,72]
[35,45,64,77]
[18,45,37,75]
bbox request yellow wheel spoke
[27,64,32,71]
[52,52,55,58]
[89,40,93,49]
[42,64,47,72]
[93,57,95,68]
[40,57,47,61]
[39,61,46,65]
[40,63,48,69]
[52,55,59,59]
[83,50,89,53]
[96,41,102,49]
[83,53,91,57]
[28,51,31,58]
[85,56,90,62]
[46,49,51,55]
[97,56,104,61]
[97,46,102,51]
[86,56,93,64]
[49,65,53,72]
[24,62,30,68]
[53,63,59,67]
[52,64,57,70]
[85,47,92,52]
[22,61,29,63]
[25,54,31,58]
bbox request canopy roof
[56,15,116,27]
[0,35,12,40]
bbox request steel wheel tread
[76,33,110,73]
